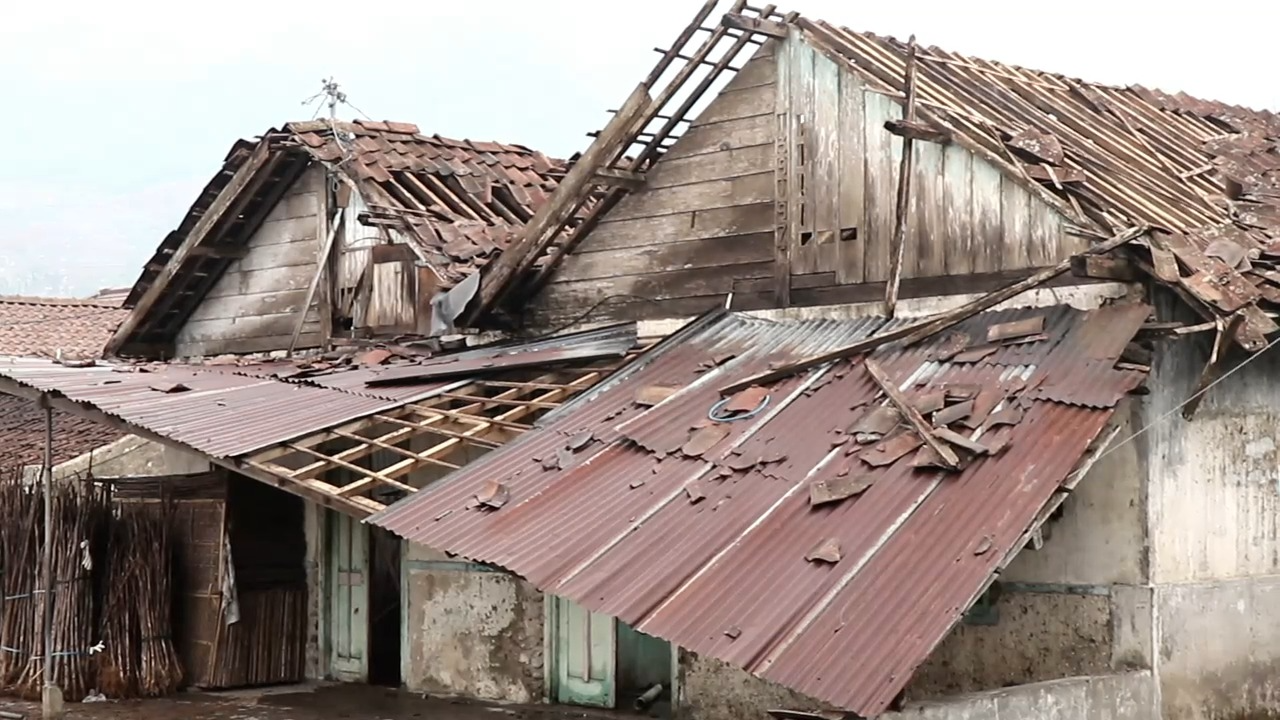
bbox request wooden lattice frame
[240,356,635,517]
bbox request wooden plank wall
[528,34,1086,331]
[754,37,1083,304]
[174,166,326,356]
[528,41,780,328]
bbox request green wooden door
[328,511,368,681]
[552,596,616,707]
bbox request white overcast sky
[3,0,1277,297]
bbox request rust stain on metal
[367,305,1151,720]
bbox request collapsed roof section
[108,120,575,356]
[0,325,640,517]
[369,301,1151,716]
[476,0,1280,351]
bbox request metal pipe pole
[40,399,60,718]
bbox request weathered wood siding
[528,34,1086,330]
[528,41,779,326]
[175,166,325,356]
[775,36,1082,293]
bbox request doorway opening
[368,526,403,687]
[548,596,674,715]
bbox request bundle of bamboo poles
[97,503,183,698]
[12,478,109,701]
[0,473,40,690]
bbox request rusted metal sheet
[0,324,637,461]
[369,304,1151,719]
[365,323,638,386]
[0,357,407,458]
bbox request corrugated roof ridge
[0,295,125,310]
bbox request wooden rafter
[240,360,621,516]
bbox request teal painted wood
[329,511,369,681]
[552,596,616,707]
[616,621,671,694]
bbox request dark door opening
[368,526,402,687]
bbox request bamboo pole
[40,399,62,719]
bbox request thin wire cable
[1094,329,1280,462]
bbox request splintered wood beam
[883,118,951,145]
[1181,312,1244,420]
[592,167,647,190]
[721,12,789,38]
[470,83,654,321]
[885,35,920,319]
[719,225,1150,395]
[864,359,959,469]
[105,141,274,355]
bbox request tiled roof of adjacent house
[285,119,570,286]
[0,296,129,358]
[0,295,130,471]
[115,119,575,353]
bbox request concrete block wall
[1140,309,1280,720]
[401,543,545,703]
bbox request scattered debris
[636,384,680,406]
[865,360,959,470]
[933,400,974,427]
[149,382,191,394]
[850,406,901,444]
[567,431,594,452]
[725,385,770,414]
[682,425,730,458]
[724,626,742,640]
[973,535,994,556]
[475,480,509,509]
[685,481,707,504]
[805,538,842,564]
[986,315,1045,343]
[810,474,874,506]
[358,348,393,366]
[862,431,924,467]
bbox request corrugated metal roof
[0,324,639,460]
[0,358,409,458]
[365,324,638,386]
[369,303,1151,718]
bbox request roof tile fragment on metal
[368,303,1152,718]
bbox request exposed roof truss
[237,356,637,517]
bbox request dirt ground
[0,683,631,720]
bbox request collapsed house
[4,1,1280,719]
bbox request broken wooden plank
[865,359,959,469]
[986,315,1045,343]
[883,118,951,145]
[884,35,921,319]
[1181,312,1244,420]
[1071,254,1139,281]
[719,225,1149,396]
[470,83,654,321]
[721,12,790,38]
